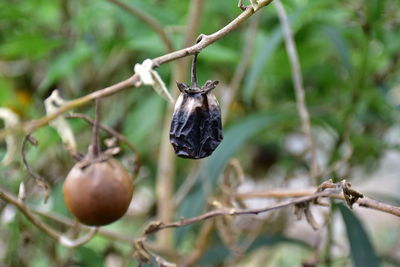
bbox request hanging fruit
[169,52,223,159]
[63,100,133,226]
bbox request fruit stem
[88,98,101,158]
[191,52,198,87]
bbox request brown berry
[63,158,133,226]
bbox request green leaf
[243,28,283,104]
[203,114,284,184]
[242,0,328,103]
[38,42,92,93]
[123,95,164,152]
[338,203,379,267]
[0,35,61,59]
[201,43,239,64]
[76,246,104,267]
[323,26,352,74]
[199,234,310,265]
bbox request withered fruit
[169,52,223,159]
[63,158,133,226]
[63,99,133,226]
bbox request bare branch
[274,0,319,184]
[152,0,274,67]
[34,209,136,243]
[143,181,400,237]
[0,186,98,248]
[21,134,51,202]
[143,189,341,236]
[88,98,101,157]
[0,0,275,142]
[234,186,400,217]
[0,76,139,140]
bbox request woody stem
[88,98,101,158]
[191,53,198,86]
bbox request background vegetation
[0,0,399,266]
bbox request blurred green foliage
[1,0,400,266]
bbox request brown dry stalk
[274,0,319,184]
[234,188,400,217]
[143,189,340,236]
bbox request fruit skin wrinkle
[169,52,223,159]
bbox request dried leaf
[341,180,364,208]
[143,221,163,235]
[44,90,77,155]
[133,239,151,264]
[134,59,173,104]
[304,205,319,231]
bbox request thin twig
[152,1,274,67]
[67,113,141,177]
[0,186,98,248]
[0,0,275,141]
[274,0,319,184]
[35,208,181,259]
[142,184,400,239]
[21,134,51,202]
[234,188,400,217]
[144,189,341,235]
[0,76,139,140]
[191,52,199,86]
[88,98,101,157]
[106,0,174,52]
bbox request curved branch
[21,134,51,202]
[143,181,400,237]
[0,186,98,247]
[144,189,341,235]
[0,0,275,141]
[152,1,274,66]
[234,188,400,217]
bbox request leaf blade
[338,203,379,267]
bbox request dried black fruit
[169,53,223,159]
